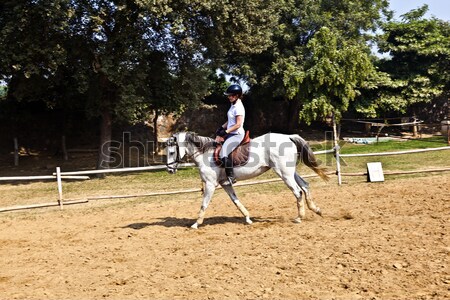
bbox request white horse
[166,132,329,229]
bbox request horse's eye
[167,137,176,147]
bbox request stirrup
[220,177,236,186]
[227,176,237,185]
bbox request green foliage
[240,0,389,125]
[0,0,280,123]
[357,5,450,117]
[1,0,447,135]
[0,0,70,80]
[298,27,376,123]
[0,85,6,100]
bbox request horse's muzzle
[167,168,177,174]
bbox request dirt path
[0,174,449,299]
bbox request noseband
[166,136,182,171]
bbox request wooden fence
[334,146,450,184]
[0,144,449,213]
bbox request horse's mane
[185,132,216,153]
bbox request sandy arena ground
[0,174,449,299]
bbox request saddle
[214,131,251,167]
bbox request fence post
[332,114,342,186]
[56,167,64,209]
[412,115,418,137]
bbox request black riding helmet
[224,84,243,96]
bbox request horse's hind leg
[294,193,306,224]
[302,187,322,216]
[295,173,322,216]
[221,185,252,225]
[293,173,307,222]
[272,169,306,223]
[275,169,322,222]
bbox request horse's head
[165,132,187,174]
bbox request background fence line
[51,164,195,176]
[334,145,450,185]
[0,175,90,181]
[0,143,449,213]
[339,146,450,157]
[341,167,450,177]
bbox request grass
[313,136,450,180]
[310,136,448,154]
[0,136,448,211]
[339,136,447,154]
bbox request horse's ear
[177,132,187,159]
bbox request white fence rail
[334,146,450,184]
[0,145,448,213]
[0,175,90,181]
[51,163,195,176]
[339,146,450,157]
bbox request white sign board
[367,162,385,182]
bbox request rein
[166,133,215,171]
[165,159,180,171]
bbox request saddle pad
[214,131,251,167]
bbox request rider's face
[227,94,238,102]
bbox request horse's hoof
[245,217,253,225]
[316,208,323,217]
[190,223,199,229]
[293,217,302,223]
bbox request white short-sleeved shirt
[226,99,245,135]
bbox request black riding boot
[221,157,236,185]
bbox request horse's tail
[289,135,330,181]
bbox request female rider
[215,84,245,185]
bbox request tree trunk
[94,68,116,176]
[287,99,301,132]
[61,110,68,160]
[447,97,450,145]
[153,108,159,156]
[96,108,112,177]
[332,113,342,186]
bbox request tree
[0,0,72,104]
[227,0,389,129]
[296,26,376,124]
[0,0,281,169]
[356,5,450,118]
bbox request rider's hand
[215,136,224,143]
[215,127,227,137]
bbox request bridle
[166,136,181,172]
[166,133,208,172]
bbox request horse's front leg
[221,185,252,225]
[191,182,216,229]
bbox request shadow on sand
[122,216,274,229]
